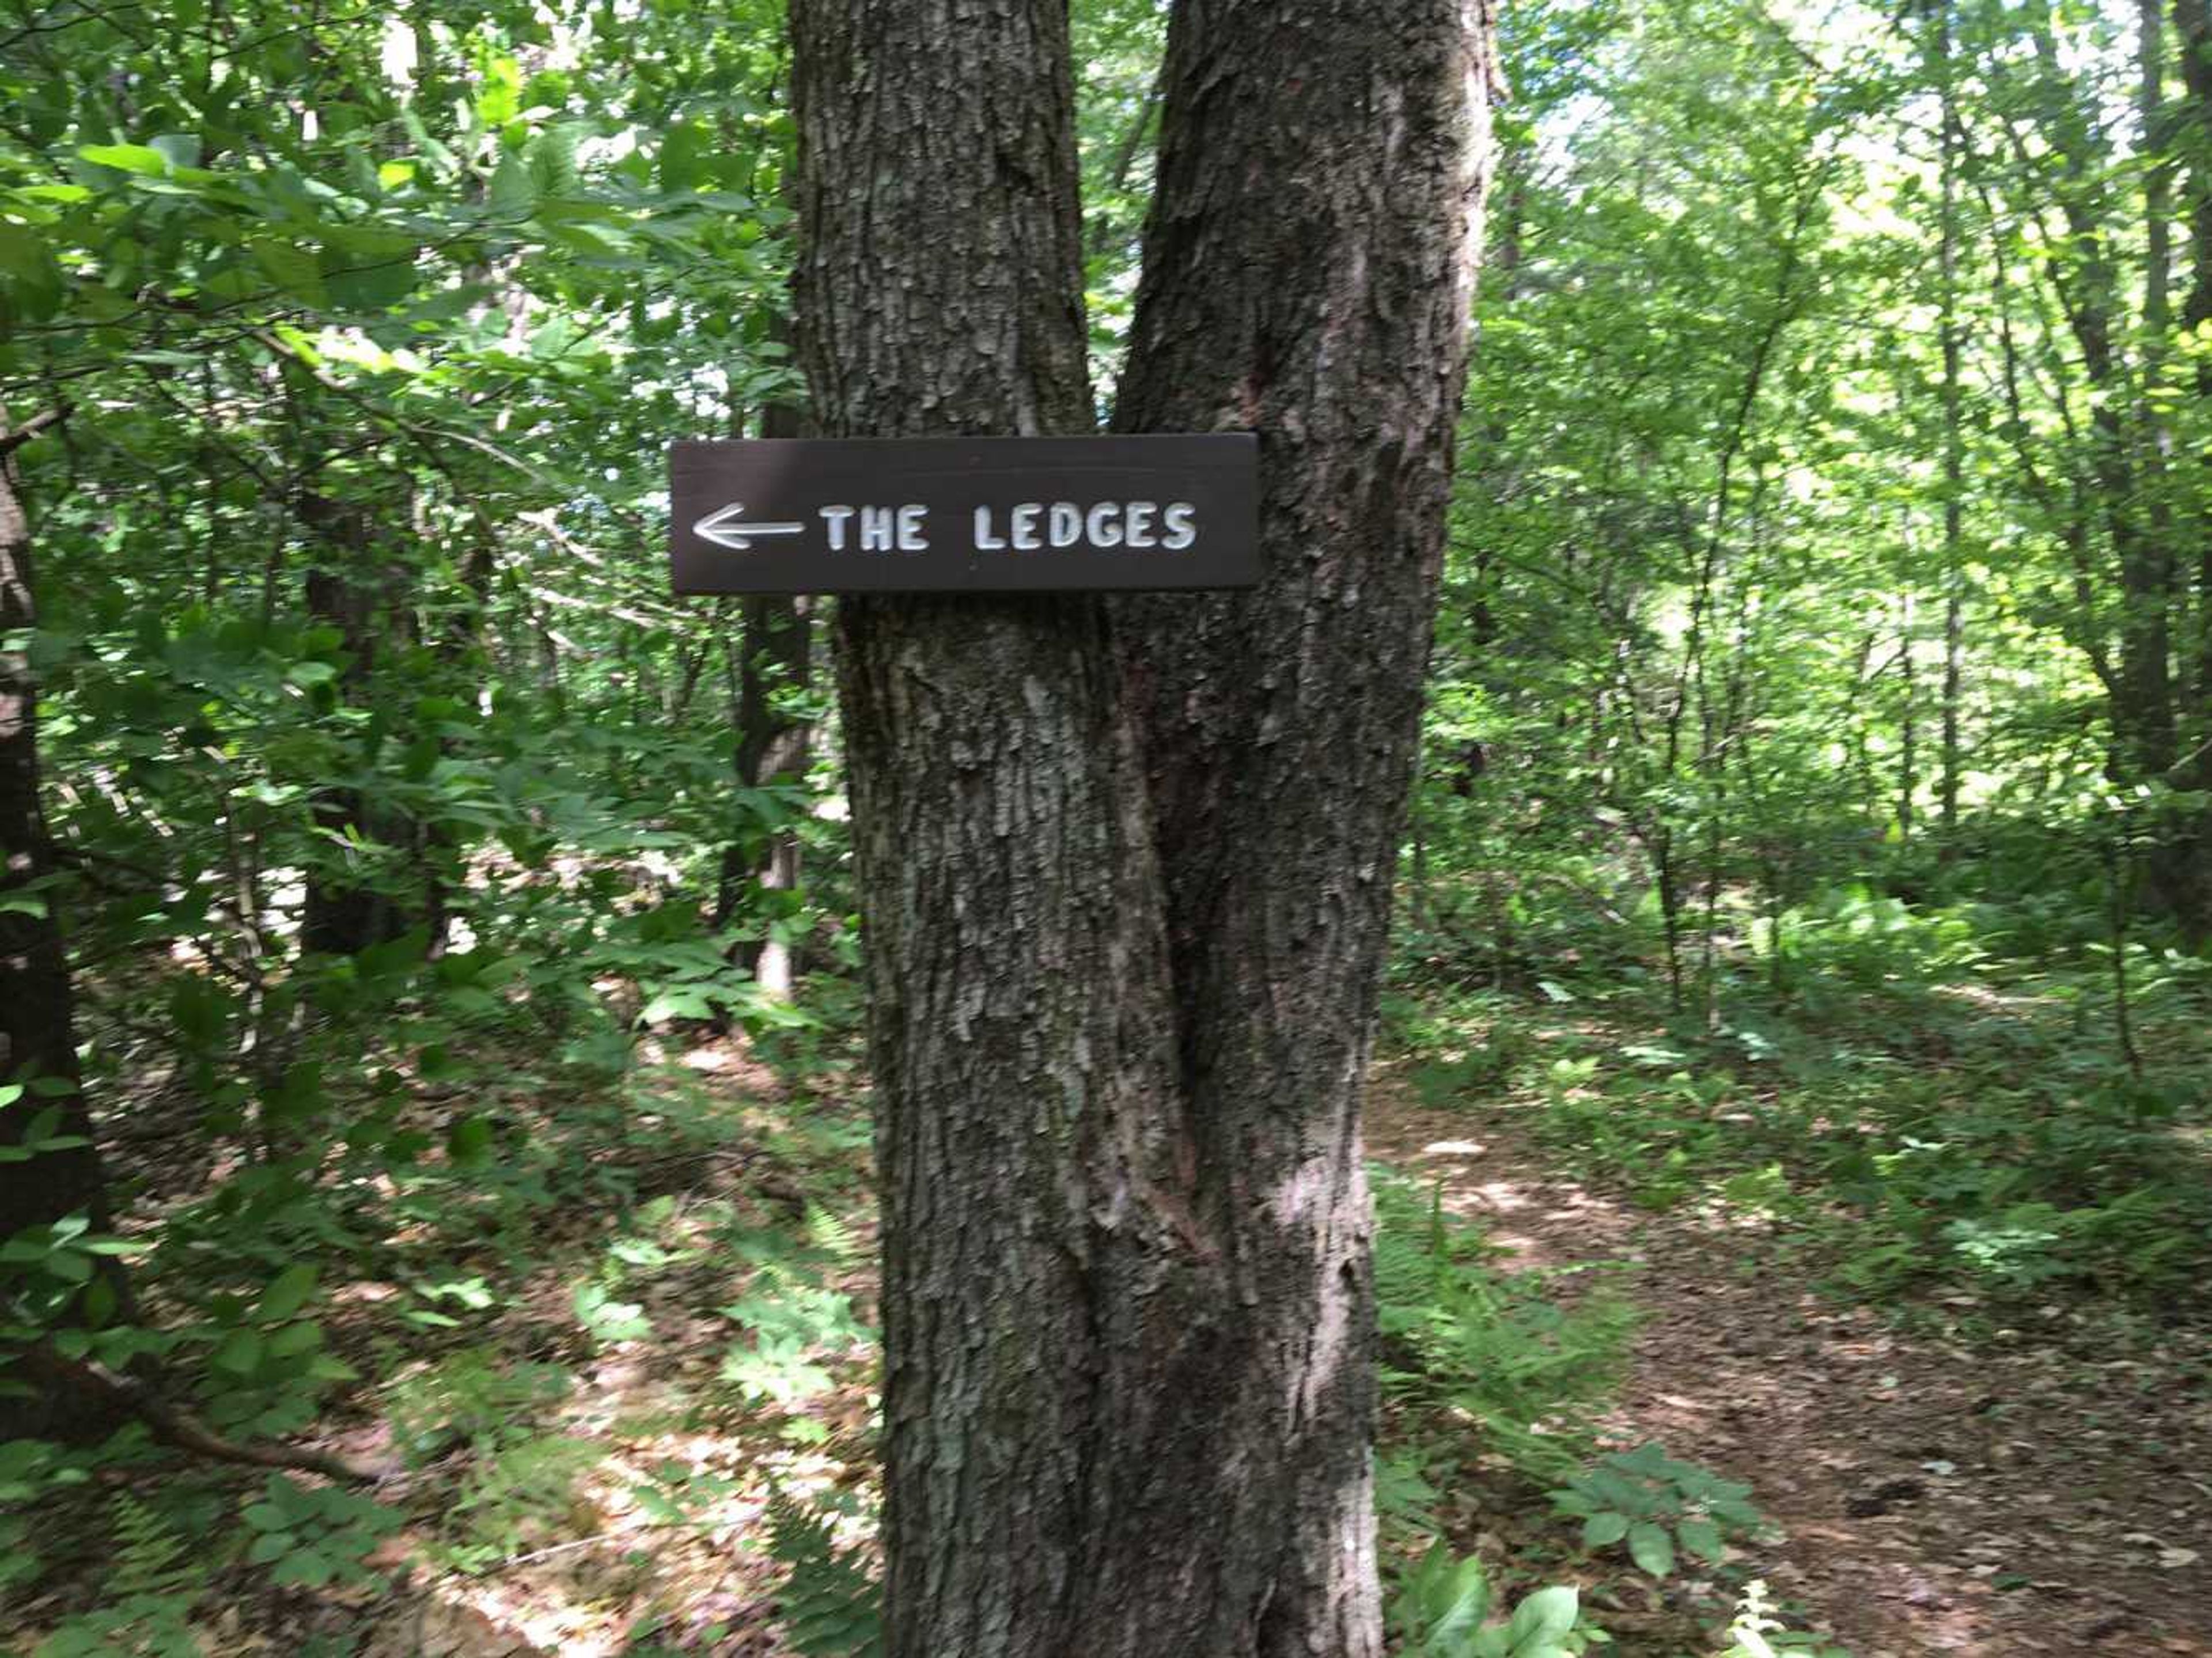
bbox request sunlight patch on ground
[1420,1138,1488,1157]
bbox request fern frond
[768,1493,884,1658]
[110,1493,206,1603]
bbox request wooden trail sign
[669,434,1259,595]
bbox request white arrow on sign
[692,502,807,552]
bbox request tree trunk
[1109,6,1492,1648]
[719,592,812,995]
[297,489,413,956]
[2166,0,2212,937]
[1,409,124,1439]
[715,394,816,996]
[788,1,1491,1653]
[1937,0,1967,850]
[1899,588,1918,842]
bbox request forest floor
[1366,1068,2212,1658]
[18,979,2210,1657]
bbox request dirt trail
[1366,1075,2212,1658]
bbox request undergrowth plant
[767,1492,884,1658]
[1373,1169,1635,1482]
[1387,1543,1603,1657]
[1550,1441,1766,1578]
[1713,1580,1853,1657]
[30,1491,209,1658]
[1402,921,2212,1318]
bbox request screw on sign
[668,434,1259,595]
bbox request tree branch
[0,403,71,460]
[20,1341,392,1485]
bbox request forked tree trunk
[789,2,1490,1653]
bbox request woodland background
[2,0,2209,1652]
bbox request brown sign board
[669,434,1259,595]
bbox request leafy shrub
[385,1347,572,1466]
[433,1433,605,1574]
[1550,1442,1764,1578]
[1387,1543,1599,1657]
[240,1471,404,1588]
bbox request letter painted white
[818,505,855,551]
[1010,504,1043,550]
[1085,501,1125,548]
[1048,502,1083,548]
[859,505,896,552]
[974,505,1006,550]
[1161,502,1198,550]
[1124,500,1158,550]
[897,504,929,551]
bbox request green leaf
[44,1248,90,1284]
[447,1115,493,1165]
[150,134,203,169]
[0,224,64,328]
[1615,1443,1672,1477]
[1676,1517,1728,1562]
[257,1263,317,1323]
[1508,1586,1579,1646]
[325,256,419,315]
[271,1548,334,1587]
[1626,1520,1675,1578]
[1582,1511,1630,1547]
[488,151,537,217]
[78,142,172,175]
[1418,1547,1493,1648]
[211,1328,264,1375]
[641,988,714,1024]
[527,126,581,196]
[249,241,325,306]
[1586,1469,1650,1513]
[476,55,523,126]
[659,123,706,192]
[267,1320,323,1358]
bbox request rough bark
[1110,2,1494,1648]
[789,2,1490,1653]
[1,409,124,1440]
[792,5,1187,1652]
